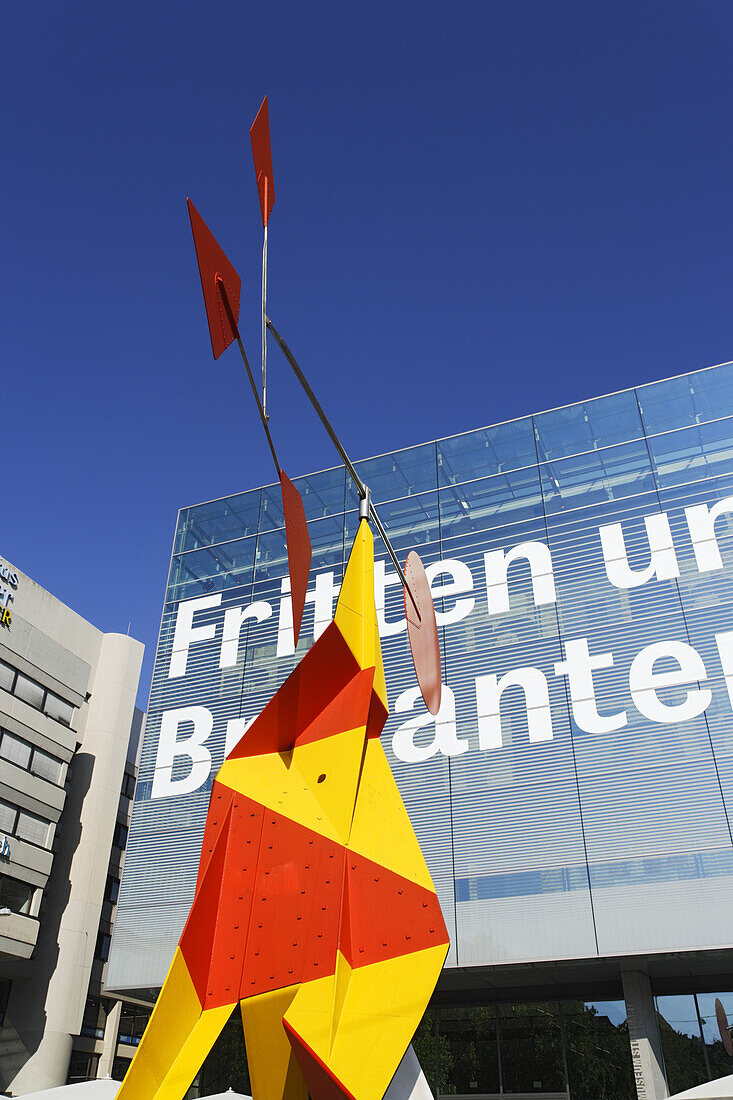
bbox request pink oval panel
[717,998,733,1056]
[404,551,442,716]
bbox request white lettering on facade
[391,685,467,763]
[476,666,553,749]
[484,541,556,615]
[554,638,627,733]
[599,512,679,589]
[150,495,733,797]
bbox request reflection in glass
[655,994,708,1095]
[563,1001,635,1100]
[500,1002,565,1095]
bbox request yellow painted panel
[216,754,341,844]
[116,949,233,1100]
[329,949,352,1053]
[372,620,388,713]
[292,726,366,844]
[348,738,435,891]
[328,944,448,1100]
[282,972,337,1067]
[335,520,377,671]
[241,986,307,1100]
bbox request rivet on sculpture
[117,98,449,1100]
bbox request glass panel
[0,731,31,769]
[437,417,537,487]
[655,994,707,1095]
[563,1001,635,1100]
[695,991,733,1082]
[351,442,438,505]
[0,979,10,1025]
[0,875,34,914]
[44,692,74,727]
[14,673,44,710]
[175,490,262,552]
[0,799,17,834]
[111,1058,131,1082]
[639,366,733,434]
[81,996,107,1039]
[499,1002,566,1095]
[15,810,51,848]
[30,747,64,784]
[96,931,111,961]
[438,1007,499,1095]
[534,390,644,461]
[0,660,14,692]
[67,1051,99,1084]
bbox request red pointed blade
[250,96,275,228]
[404,552,442,716]
[717,999,733,1056]
[187,199,241,360]
[281,471,312,647]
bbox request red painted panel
[187,199,241,360]
[294,668,374,748]
[284,1021,356,1100]
[244,813,344,993]
[229,623,359,759]
[365,690,388,740]
[250,96,275,228]
[179,801,233,1005]
[340,851,449,969]
[195,780,234,894]
[404,551,442,716]
[280,471,312,647]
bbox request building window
[44,691,74,727]
[30,745,64,784]
[119,1006,150,1047]
[105,876,120,904]
[113,822,128,851]
[67,1051,99,1083]
[0,798,17,835]
[112,1057,131,1082]
[0,660,15,692]
[15,810,52,849]
[0,658,74,728]
[0,731,31,769]
[0,979,11,1025]
[14,673,45,710]
[95,931,111,962]
[80,996,107,1040]
[0,730,64,785]
[121,772,136,799]
[0,799,53,850]
[0,876,35,915]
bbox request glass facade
[110,363,733,1013]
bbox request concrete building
[110,360,733,1100]
[0,557,145,1093]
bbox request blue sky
[4,1,733,704]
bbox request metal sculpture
[717,998,733,1057]
[118,97,449,1100]
[117,507,448,1100]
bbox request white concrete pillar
[6,633,143,1094]
[97,1000,121,1079]
[622,970,668,1100]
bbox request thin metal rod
[266,315,420,619]
[217,278,280,474]
[266,317,366,496]
[262,221,268,420]
[367,500,420,620]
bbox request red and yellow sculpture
[117,513,449,1100]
